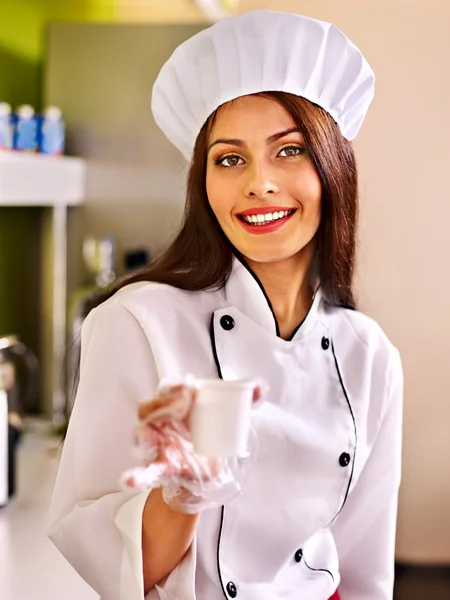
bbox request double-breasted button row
[220,316,331,354]
[219,317,349,467]
[320,336,351,469]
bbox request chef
[47,10,403,600]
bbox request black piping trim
[216,506,228,599]
[209,313,228,599]
[209,313,223,379]
[330,340,358,518]
[234,252,318,340]
[288,284,321,341]
[234,253,281,337]
[303,556,335,582]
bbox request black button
[220,315,235,331]
[339,452,351,467]
[321,336,330,350]
[294,548,303,563]
[226,581,237,598]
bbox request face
[205,95,322,268]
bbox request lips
[237,206,297,217]
[236,207,297,235]
[239,209,294,225]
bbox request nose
[244,162,279,199]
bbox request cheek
[293,170,322,218]
[206,170,232,222]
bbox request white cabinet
[0,153,85,206]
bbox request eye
[215,154,244,168]
[278,145,306,158]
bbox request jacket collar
[224,255,323,341]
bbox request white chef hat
[151,10,375,160]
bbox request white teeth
[242,210,293,225]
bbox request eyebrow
[207,127,300,153]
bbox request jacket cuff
[114,489,151,600]
[114,490,197,600]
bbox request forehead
[209,95,296,138]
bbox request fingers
[252,379,269,407]
[138,384,196,423]
[253,385,262,403]
[138,395,174,421]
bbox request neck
[245,246,316,340]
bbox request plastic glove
[121,378,263,514]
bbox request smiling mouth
[238,209,296,226]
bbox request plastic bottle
[14,104,39,152]
[39,106,65,155]
[0,102,14,150]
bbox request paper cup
[189,379,255,458]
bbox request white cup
[189,379,255,458]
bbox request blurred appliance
[0,335,39,414]
[0,335,39,505]
[66,236,116,414]
[82,235,116,289]
[0,388,8,506]
[124,248,150,273]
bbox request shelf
[0,152,86,206]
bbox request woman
[48,10,403,600]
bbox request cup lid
[43,106,62,120]
[17,104,35,119]
[0,102,12,116]
[195,378,255,390]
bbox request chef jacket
[47,256,403,600]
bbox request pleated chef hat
[151,10,375,160]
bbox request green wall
[0,1,118,108]
[0,1,117,405]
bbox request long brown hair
[110,92,359,307]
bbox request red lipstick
[236,207,297,235]
[237,206,296,217]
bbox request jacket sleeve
[331,347,404,600]
[47,298,196,600]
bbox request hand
[122,380,262,513]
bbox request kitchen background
[1,0,449,599]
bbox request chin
[233,229,318,264]
[236,244,306,265]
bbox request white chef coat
[47,255,403,600]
